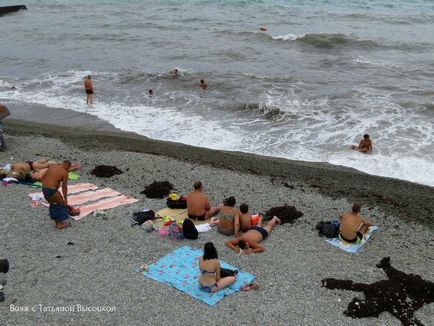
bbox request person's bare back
[42,165,67,189]
[340,204,372,241]
[41,161,71,205]
[84,77,93,91]
[187,190,210,217]
[186,181,220,220]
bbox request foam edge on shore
[5,118,434,227]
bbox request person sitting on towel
[41,160,72,229]
[198,242,236,293]
[187,181,221,221]
[239,203,262,232]
[217,196,240,236]
[339,203,372,243]
[226,216,281,254]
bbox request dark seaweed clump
[91,165,123,178]
[322,257,434,326]
[141,181,173,198]
[265,205,303,224]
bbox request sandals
[241,283,260,291]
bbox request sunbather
[217,196,240,236]
[30,162,80,181]
[198,242,236,293]
[339,204,372,243]
[187,181,221,221]
[226,216,281,254]
[41,160,72,229]
[0,159,51,179]
[239,203,262,232]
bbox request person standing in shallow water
[84,75,94,106]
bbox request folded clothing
[49,204,70,221]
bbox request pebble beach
[1,114,433,325]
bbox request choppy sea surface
[1,0,434,186]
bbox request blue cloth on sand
[49,204,69,221]
[326,226,378,253]
[144,246,255,306]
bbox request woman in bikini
[198,242,236,293]
[217,196,240,236]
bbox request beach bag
[220,268,238,278]
[166,194,187,209]
[168,222,184,240]
[316,221,340,238]
[131,210,155,226]
[182,218,198,240]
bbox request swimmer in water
[351,134,373,153]
[199,79,208,91]
[148,89,153,98]
[171,68,179,77]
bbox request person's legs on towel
[212,276,236,293]
[32,159,50,170]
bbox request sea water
[1,0,433,186]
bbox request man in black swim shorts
[84,75,94,105]
[226,216,281,254]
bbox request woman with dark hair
[198,242,236,293]
[217,196,240,236]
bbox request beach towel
[29,183,138,220]
[143,246,255,306]
[326,226,379,253]
[156,208,210,225]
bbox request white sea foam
[1,72,433,187]
[272,33,301,41]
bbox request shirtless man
[186,181,221,221]
[239,203,262,232]
[351,134,372,153]
[226,216,281,254]
[339,204,372,243]
[0,159,51,179]
[41,160,72,229]
[84,75,94,105]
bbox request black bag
[316,221,339,238]
[131,210,155,226]
[182,218,198,240]
[220,268,238,278]
[166,196,187,209]
[0,259,9,274]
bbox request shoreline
[4,112,434,228]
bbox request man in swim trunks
[41,160,72,229]
[226,216,281,254]
[351,134,372,153]
[0,159,52,179]
[339,204,372,243]
[84,75,94,105]
[187,181,221,221]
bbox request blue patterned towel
[326,226,379,253]
[143,246,255,305]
